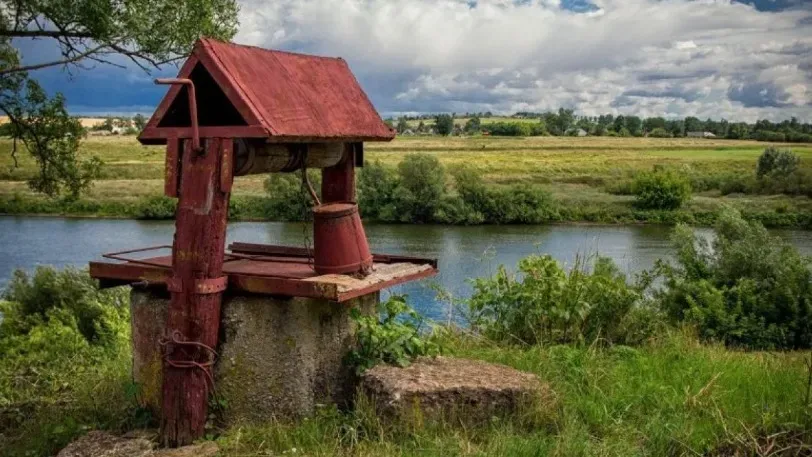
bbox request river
[2,216,812,320]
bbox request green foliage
[648,127,671,138]
[464,116,481,133]
[264,171,321,221]
[0,268,136,456]
[757,146,800,179]
[1,267,129,347]
[357,160,398,220]
[467,254,660,346]
[348,295,441,374]
[135,194,176,219]
[395,117,410,134]
[1,80,100,199]
[393,153,446,223]
[0,0,238,197]
[450,165,557,224]
[434,114,454,136]
[654,208,812,349]
[632,168,692,210]
[132,114,147,132]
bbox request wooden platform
[90,242,437,302]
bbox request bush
[0,268,135,456]
[135,195,176,220]
[1,267,129,347]
[357,160,398,220]
[264,170,321,221]
[653,208,812,349]
[632,169,692,210]
[467,254,660,346]
[347,295,441,374]
[451,166,557,224]
[756,147,799,179]
[434,114,454,136]
[393,154,446,223]
[648,128,671,138]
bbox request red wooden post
[161,137,233,447]
[321,143,356,203]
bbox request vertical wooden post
[321,143,356,203]
[161,138,233,447]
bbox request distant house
[575,128,588,137]
[687,131,716,138]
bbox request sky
[16,0,812,122]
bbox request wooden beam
[160,138,232,447]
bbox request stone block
[361,356,550,425]
[129,289,377,424]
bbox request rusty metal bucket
[312,202,372,275]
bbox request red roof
[140,38,395,143]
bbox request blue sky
[17,0,812,121]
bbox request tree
[625,116,643,137]
[435,114,454,136]
[557,108,574,135]
[396,117,410,134]
[132,114,148,131]
[464,116,481,134]
[0,0,239,197]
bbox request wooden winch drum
[312,202,373,276]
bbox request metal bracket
[155,78,201,153]
[166,276,228,295]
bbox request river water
[2,216,812,320]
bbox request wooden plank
[139,125,268,143]
[304,263,436,302]
[164,138,180,197]
[219,138,234,193]
[228,242,438,268]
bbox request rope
[159,330,218,395]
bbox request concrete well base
[130,289,378,425]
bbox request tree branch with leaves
[0,0,239,198]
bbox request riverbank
[1,136,812,227]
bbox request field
[1,135,811,226]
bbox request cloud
[17,0,811,121]
[231,0,812,121]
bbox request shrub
[467,254,659,346]
[135,195,176,220]
[347,295,441,374]
[451,166,557,224]
[648,128,671,138]
[653,208,812,349]
[393,154,446,223]
[1,267,129,347]
[357,160,398,220]
[756,147,799,179]
[264,170,321,221]
[632,169,692,210]
[0,268,135,456]
[434,114,454,136]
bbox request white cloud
[235,0,812,121]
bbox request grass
[6,327,808,457]
[214,331,812,456]
[1,135,811,226]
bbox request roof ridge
[199,37,345,62]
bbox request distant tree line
[386,109,812,143]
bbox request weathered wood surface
[161,138,232,447]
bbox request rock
[361,357,551,425]
[56,431,153,457]
[152,442,219,457]
[57,431,219,457]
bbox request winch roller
[233,139,345,175]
